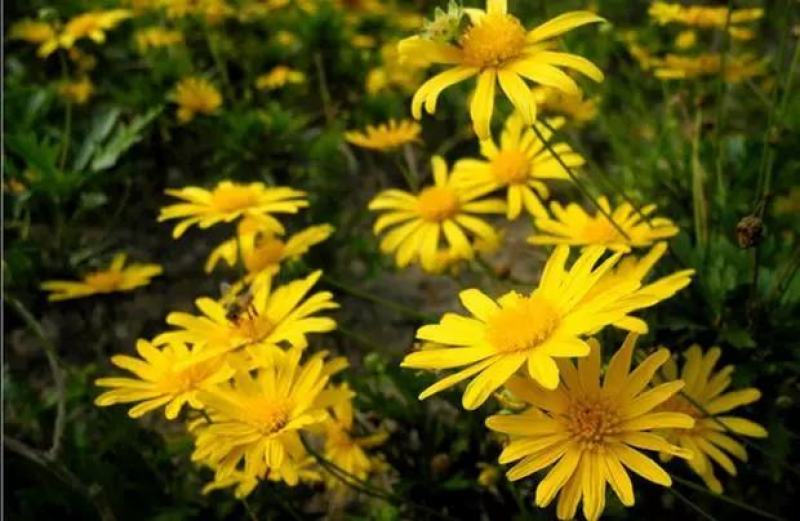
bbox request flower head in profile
[191,347,330,483]
[345,119,422,151]
[653,53,765,83]
[369,155,505,272]
[316,383,388,500]
[158,180,307,238]
[41,253,162,301]
[153,271,337,357]
[453,114,584,219]
[255,66,306,91]
[57,76,94,105]
[531,86,599,124]
[657,345,767,492]
[171,76,222,123]
[95,339,233,419]
[487,334,694,521]
[649,2,763,40]
[528,197,679,252]
[206,219,334,284]
[402,246,685,409]
[57,9,132,52]
[134,27,184,52]
[400,1,605,138]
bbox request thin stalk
[672,475,786,521]
[529,123,631,241]
[690,106,709,246]
[313,52,334,124]
[336,324,383,353]
[321,273,434,322]
[241,498,259,521]
[667,486,719,521]
[711,0,734,204]
[57,52,73,171]
[403,143,421,191]
[205,30,233,100]
[6,295,66,460]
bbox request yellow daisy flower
[345,119,422,151]
[579,242,695,333]
[316,383,388,498]
[255,66,306,90]
[366,42,427,95]
[649,2,762,40]
[134,27,184,52]
[368,155,506,272]
[191,346,330,483]
[171,76,222,123]
[528,196,680,252]
[452,114,584,219]
[41,253,162,302]
[94,339,234,419]
[206,219,334,283]
[153,271,337,357]
[674,30,697,50]
[657,345,767,493]
[486,334,694,521]
[653,53,765,83]
[400,1,605,138]
[401,246,683,409]
[158,180,307,238]
[531,86,599,124]
[57,9,133,51]
[57,76,94,105]
[9,19,57,56]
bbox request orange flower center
[460,14,528,68]
[417,186,460,222]
[486,295,560,352]
[567,397,621,449]
[245,237,285,274]
[160,360,216,394]
[211,184,261,212]
[85,270,124,292]
[249,399,292,435]
[233,311,275,344]
[491,149,530,185]
[582,218,623,244]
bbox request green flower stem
[672,475,786,521]
[321,273,434,323]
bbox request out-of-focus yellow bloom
[649,2,763,40]
[9,19,57,56]
[345,119,421,151]
[351,34,377,49]
[368,156,506,272]
[167,0,233,24]
[674,29,697,50]
[57,76,94,105]
[95,339,234,419]
[274,30,299,47]
[135,27,184,52]
[400,1,605,139]
[453,114,583,220]
[774,186,800,215]
[477,463,500,488]
[41,253,162,301]
[402,246,685,409]
[528,196,679,252]
[171,77,222,123]
[487,334,694,521]
[255,66,306,90]
[531,86,599,123]
[68,48,97,72]
[191,347,330,485]
[205,219,334,284]
[366,42,427,95]
[153,271,337,357]
[3,178,27,195]
[56,9,132,52]
[158,180,306,238]
[124,0,162,14]
[333,0,387,16]
[658,345,767,492]
[654,52,765,83]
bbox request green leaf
[90,106,162,172]
[73,107,121,171]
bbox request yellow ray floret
[158,180,307,238]
[191,347,330,485]
[657,345,767,493]
[41,253,162,301]
[345,119,422,151]
[400,1,605,138]
[528,196,680,252]
[402,246,686,409]
[171,76,223,123]
[486,334,694,521]
[255,66,306,90]
[453,113,584,219]
[95,339,234,419]
[368,155,505,272]
[153,271,338,357]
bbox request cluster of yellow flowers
[623,2,766,82]
[343,1,767,519]
[42,179,387,501]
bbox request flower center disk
[460,14,528,68]
[211,184,261,212]
[486,295,560,353]
[86,271,124,292]
[491,149,530,185]
[417,186,460,222]
[568,398,620,448]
